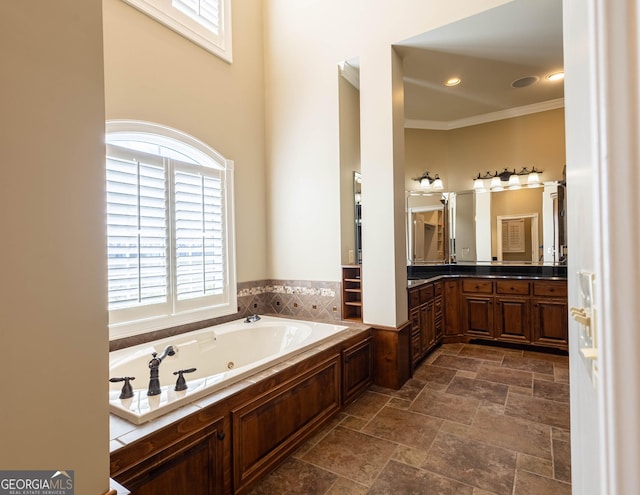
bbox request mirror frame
[406,182,567,266]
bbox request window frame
[106,120,237,340]
[120,0,232,62]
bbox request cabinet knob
[217,431,226,441]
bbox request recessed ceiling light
[547,71,565,81]
[445,77,461,87]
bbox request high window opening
[106,121,236,339]
[120,0,232,62]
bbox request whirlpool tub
[108,316,349,424]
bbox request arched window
[106,121,236,339]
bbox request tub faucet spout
[147,345,176,396]
[245,314,261,323]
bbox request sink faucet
[147,345,176,396]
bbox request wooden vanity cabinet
[443,279,461,337]
[434,284,444,341]
[461,279,494,337]
[532,281,569,348]
[408,282,443,368]
[408,276,568,371]
[460,278,567,349]
[494,280,531,343]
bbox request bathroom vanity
[408,273,567,372]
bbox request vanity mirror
[354,172,362,264]
[406,191,449,263]
[407,182,566,265]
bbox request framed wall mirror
[407,182,566,265]
[354,172,362,264]
[406,191,449,264]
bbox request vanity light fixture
[415,171,444,190]
[472,171,494,190]
[472,167,543,190]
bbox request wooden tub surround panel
[110,327,372,495]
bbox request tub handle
[109,376,135,400]
[173,368,197,391]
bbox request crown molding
[405,98,565,130]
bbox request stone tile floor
[247,343,571,495]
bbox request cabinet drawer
[409,289,420,309]
[533,281,567,297]
[496,280,530,295]
[434,296,443,316]
[434,282,443,297]
[420,284,434,302]
[410,308,420,332]
[462,279,493,294]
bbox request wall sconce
[414,171,444,190]
[473,167,543,190]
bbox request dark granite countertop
[407,263,567,289]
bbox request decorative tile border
[238,282,336,298]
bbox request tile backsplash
[110,279,341,351]
[238,279,341,322]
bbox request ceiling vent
[511,76,539,88]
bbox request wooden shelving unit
[342,265,362,321]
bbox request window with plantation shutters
[120,0,232,62]
[172,0,220,33]
[173,164,225,307]
[106,146,169,314]
[106,122,236,339]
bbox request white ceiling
[344,0,565,130]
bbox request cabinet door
[461,296,493,337]
[420,302,435,351]
[343,337,373,405]
[116,419,223,495]
[232,356,341,492]
[433,295,443,340]
[443,280,461,335]
[410,307,422,367]
[495,297,531,342]
[532,298,568,348]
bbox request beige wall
[406,108,566,192]
[103,0,267,283]
[0,2,109,493]
[264,0,510,326]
